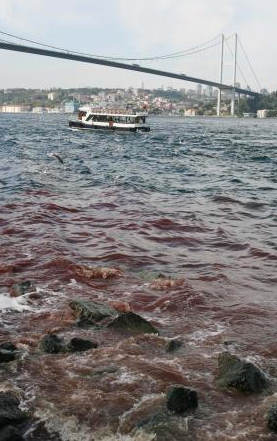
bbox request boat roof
[79,107,148,117]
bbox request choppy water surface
[0,114,277,440]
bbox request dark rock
[222,339,241,350]
[268,402,277,433]
[27,421,62,441]
[267,362,277,378]
[0,425,23,441]
[165,339,182,352]
[0,350,16,363]
[92,365,119,376]
[108,311,158,334]
[69,300,158,334]
[67,337,98,352]
[215,352,268,393]
[0,342,17,352]
[11,280,35,297]
[0,392,28,429]
[223,340,238,346]
[135,412,189,441]
[39,334,64,354]
[79,365,119,380]
[166,385,198,414]
[69,300,117,326]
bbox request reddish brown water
[0,114,277,440]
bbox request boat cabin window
[134,116,146,124]
[83,114,146,124]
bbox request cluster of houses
[0,102,79,114]
[0,87,272,117]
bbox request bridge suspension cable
[0,29,261,96]
[225,38,250,88]
[0,29,225,62]
[224,35,261,92]
[238,37,261,91]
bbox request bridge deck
[0,41,259,97]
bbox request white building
[48,91,59,101]
[184,108,196,117]
[257,109,268,118]
[0,105,29,113]
[32,107,46,113]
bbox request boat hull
[69,121,150,132]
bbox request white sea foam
[0,293,32,312]
[0,283,67,313]
[34,409,93,441]
[111,368,146,385]
[98,432,155,441]
[68,278,78,286]
[187,322,226,345]
[34,407,155,441]
[119,393,165,422]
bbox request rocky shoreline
[0,276,277,440]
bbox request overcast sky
[0,0,275,91]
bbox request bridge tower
[230,33,238,117]
[216,34,225,117]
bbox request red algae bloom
[150,278,184,291]
[109,301,131,312]
[75,265,122,279]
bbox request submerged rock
[268,363,277,378]
[0,425,23,441]
[39,334,64,354]
[108,311,158,334]
[268,402,277,433]
[135,412,189,441]
[11,280,35,297]
[0,350,16,363]
[0,342,17,352]
[39,334,98,354]
[92,365,119,376]
[69,300,117,326]
[215,352,268,393]
[165,339,182,352]
[222,339,241,349]
[69,300,159,334]
[27,421,62,441]
[166,385,198,414]
[0,392,28,430]
[67,337,98,352]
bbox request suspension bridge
[0,31,262,116]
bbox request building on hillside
[64,101,79,113]
[257,109,269,118]
[0,105,29,113]
[197,84,202,97]
[48,91,60,101]
[32,107,46,113]
[207,86,213,97]
[48,107,62,113]
[184,108,196,117]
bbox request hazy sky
[0,0,275,91]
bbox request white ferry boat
[69,107,150,132]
